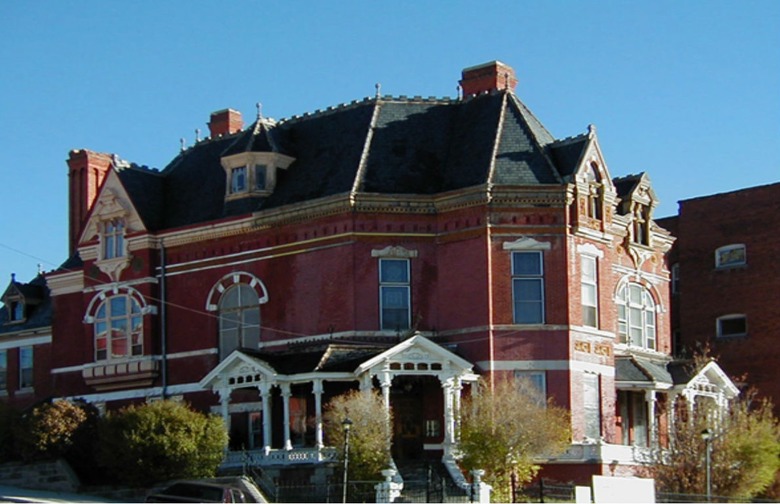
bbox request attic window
[632,204,650,246]
[101,219,126,260]
[230,166,247,194]
[585,163,603,220]
[221,152,295,202]
[10,301,24,322]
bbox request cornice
[47,270,85,296]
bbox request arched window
[219,284,260,359]
[616,283,656,350]
[94,295,142,361]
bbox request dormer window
[230,166,247,194]
[254,164,267,191]
[102,219,125,259]
[585,163,603,220]
[221,152,294,202]
[632,203,650,246]
[10,301,24,322]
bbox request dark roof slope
[118,90,577,232]
[549,134,589,179]
[240,342,390,375]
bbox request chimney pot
[459,61,518,98]
[208,109,244,138]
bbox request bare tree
[458,376,571,502]
[323,389,392,481]
[649,392,780,500]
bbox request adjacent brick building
[1,61,738,485]
[660,182,780,411]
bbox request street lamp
[701,428,712,502]
[342,417,353,504]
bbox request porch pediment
[199,350,277,391]
[355,334,478,381]
[673,360,739,399]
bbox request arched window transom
[219,284,261,359]
[617,283,656,350]
[94,295,143,361]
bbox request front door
[391,380,424,460]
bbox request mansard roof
[109,88,596,233]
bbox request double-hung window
[617,283,656,350]
[379,259,410,331]
[581,255,598,328]
[512,251,544,324]
[219,284,261,360]
[19,346,33,389]
[102,219,125,259]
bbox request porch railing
[222,446,339,468]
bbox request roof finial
[195,128,201,143]
[11,273,16,283]
[180,138,186,152]
[375,83,381,98]
[37,264,42,275]
[588,124,597,136]
[256,102,263,120]
[457,84,462,100]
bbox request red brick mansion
[1,61,737,484]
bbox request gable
[80,169,147,245]
[355,334,476,379]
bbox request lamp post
[342,417,353,504]
[701,428,712,502]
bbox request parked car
[145,477,266,503]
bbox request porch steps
[395,461,469,502]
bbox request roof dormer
[219,110,295,203]
[2,274,44,325]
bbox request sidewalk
[0,485,122,503]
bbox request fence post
[470,469,492,503]
[375,468,403,503]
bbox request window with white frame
[715,244,746,269]
[512,251,545,324]
[617,283,656,350]
[515,370,547,405]
[219,284,261,359]
[379,258,411,331]
[101,219,125,260]
[583,373,601,441]
[19,346,33,389]
[0,350,6,391]
[581,255,598,328]
[94,295,143,361]
[229,166,247,194]
[717,314,747,338]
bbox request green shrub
[97,400,228,487]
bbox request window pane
[629,285,642,305]
[582,283,597,305]
[110,297,127,317]
[583,306,598,328]
[582,256,596,281]
[719,316,747,337]
[513,252,541,275]
[380,259,409,283]
[382,308,410,330]
[237,285,259,307]
[255,164,267,190]
[382,286,409,309]
[514,279,542,301]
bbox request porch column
[260,382,272,452]
[218,387,231,433]
[281,383,293,450]
[442,377,456,455]
[645,390,657,447]
[313,379,324,449]
[380,371,393,437]
[453,377,463,442]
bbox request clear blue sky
[1,1,778,282]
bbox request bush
[97,400,228,487]
[15,400,93,463]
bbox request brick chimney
[67,149,113,255]
[208,109,243,138]
[460,61,518,97]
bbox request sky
[1,1,778,283]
